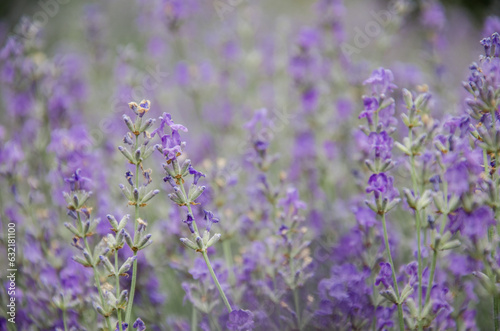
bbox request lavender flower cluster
[1,0,500,330]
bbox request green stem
[381,213,405,331]
[63,309,68,331]
[178,176,232,313]
[290,246,302,330]
[493,151,500,331]
[293,288,301,330]
[202,250,233,312]
[125,135,141,325]
[83,235,112,331]
[416,209,422,307]
[425,180,448,306]
[115,250,123,331]
[191,304,198,331]
[409,129,423,331]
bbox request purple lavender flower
[363,67,397,95]
[366,173,389,197]
[278,187,307,215]
[189,165,206,185]
[226,309,254,331]
[359,96,379,123]
[203,210,219,232]
[368,131,393,160]
[132,318,146,331]
[375,262,393,288]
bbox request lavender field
[1,0,500,330]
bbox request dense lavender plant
[116,100,158,328]
[358,67,406,329]
[63,169,113,330]
[463,32,500,330]
[152,109,258,330]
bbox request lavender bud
[95,305,107,316]
[71,238,84,251]
[123,115,135,132]
[432,232,442,251]
[164,175,176,187]
[82,220,91,236]
[206,233,221,248]
[195,236,204,250]
[414,92,430,110]
[427,215,435,229]
[140,118,155,133]
[395,141,411,155]
[188,185,206,203]
[365,200,378,213]
[72,255,91,267]
[128,101,139,114]
[67,209,78,220]
[421,301,432,320]
[416,190,432,210]
[462,81,474,94]
[73,194,79,209]
[413,133,427,151]
[403,189,416,209]
[173,186,186,204]
[99,256,115,274]
[117,290,129,308]
[432,193,445,213]
[401,113,411,127]
[180,238,198,251]
[380,289,398,304]
[173,159,181,176]
[478,125,492,145]
[106,234,116,248]
[142,146,154,160]
[119,256,137,274]
[107,214,119,230]
[119,184,133,200]
[364,159,375,173]
[137,239,153,250]
[385,198,400,213]
[123,133,134,145]
[168,193,184,205]
[133,188,139,202]
[402,88,413,109]
[448,195,460,212]
[124,231,134,249]
[440,239,461,251]
[64,222,81,237]
[181,159,192,176]
[135,148,142,163]
[105,291,117,308]
[380,198,388,212]
[83,251,93,266]
[116,229,126,248]
[118,146,135,163]
[141,189,159,204]
[202,230,210,245]
[407,298,418,317]
[379,159,394,172]
[118,215,129,232]
[136,234,152,249]
[134,115,143,133]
